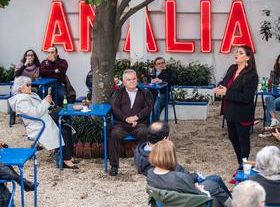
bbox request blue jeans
[265,96,280,125]
[204,175,232,197]
[153,92,167,121]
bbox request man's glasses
[47,51,55,54]
[156,61,166,65]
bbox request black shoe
[23,179,36,192]
[109,166,118,176]
[63,163,79,169]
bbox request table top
[59,103,111,117]
[32,78,57,85]
[256,86,280,96]
[138,82,168,89]
[235,169,259,182]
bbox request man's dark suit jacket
[219,64,258,123]
[111,87,153,127]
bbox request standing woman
[14,49,40,80]
[214,45,258,169]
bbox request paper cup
[243,164,252,175]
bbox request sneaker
[258,131,272,138]
[270,118,280,127]
[109,166,118,176]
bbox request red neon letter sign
[42,1,74,52]
[165,0,195,53]
[123,11,158,52]
[220,1,255,53]
[200,0,212,53]
[79,1,95,52]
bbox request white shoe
[270,118,280,127]
[258,132,272,138]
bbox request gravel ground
[1,102,279,207]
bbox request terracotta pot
[75,141,84,158]
[83,142,92,159]
[91,142,99,158]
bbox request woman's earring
[245,62,248,67]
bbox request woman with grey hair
[249,146,280,205]
[8,76,78,169]
[232,180,266,207]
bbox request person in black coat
[214,45,258,168]
[149,57,172,120]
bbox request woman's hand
[272,128,280,141]
[44,95,53,103]
[214,85,227,96]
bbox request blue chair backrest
[0,179,16,207]
[17,114,45,149]
[265,205,280,207]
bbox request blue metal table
[32,78,57,98]
[58,103,111,173]
[254,87,280,127]
[138,82,169,121]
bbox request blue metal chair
[0,114,45,207]
[0,82,14,127]
[0,179,16,207]
[265,205,280,207]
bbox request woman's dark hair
[239,45,257,74]
[21,49,40,67]
[273,55,280,75]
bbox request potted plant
[72,117,103,158]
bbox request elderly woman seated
[8,76,78,169]
[232,180,266,207]
[249,146,280,206]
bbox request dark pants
[227,121,251,165]
[52,83,67,107]
[109,123,148,168]
[152,91,166,121]
[61,125,74,160]
[204,175,232,197]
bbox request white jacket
[9,92,64,150]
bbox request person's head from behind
[232,180,266,207]
[273,54,280,74]
[234,45,256,72]
[149,139,177,171]
[255,146,280,176]
[21,49,40,66]
[47,46,58,61]
[12,76,32,95]
[122,69,137,91]
[154,57,166,71]
[148,121,170,145]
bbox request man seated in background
[109,69,153,176]
[232,180,266,207]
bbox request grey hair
[12,76,32,95]
[232,180,266,207]
[122,69,137,80]
[255,146,280,176]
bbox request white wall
[0,0,279,96]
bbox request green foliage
[260,9,280,42]
[172,88,210,102]
[172,61,212,86]
[72,117,103,143]
[85,0,103,6]
[0,0,10,8]
[0,65,15,82]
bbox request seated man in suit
[150,57,172,120]
[109,69,153,176]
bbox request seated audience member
[109,69,153,176]
[147,140,233,207]
[113,75,122,91]
[40,46,71,106]
[8,76,78,169]
[263,55,280,128]
[232,180,266,207]
[135,122,231,197]
[14,49,40,80]
[150,57,172,120]
[249,146,280,206]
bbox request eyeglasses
[26,83,32,87]
[156,61,166,65]
[47,51,55,54]
[26,54,34,57]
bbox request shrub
[0,65,15,82]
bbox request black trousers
[226,121,251,165]
[109,123,148,168]
[61,125,74,160]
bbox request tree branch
[116,0,131,22]
[118,0,154,28]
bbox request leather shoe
[63,163,79,169]
[23,179,36,192]
[109,166,118,176]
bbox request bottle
[267,78,272,92]
[63,96,68,110]
[261,77,266,91]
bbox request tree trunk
[91,1,118,103]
